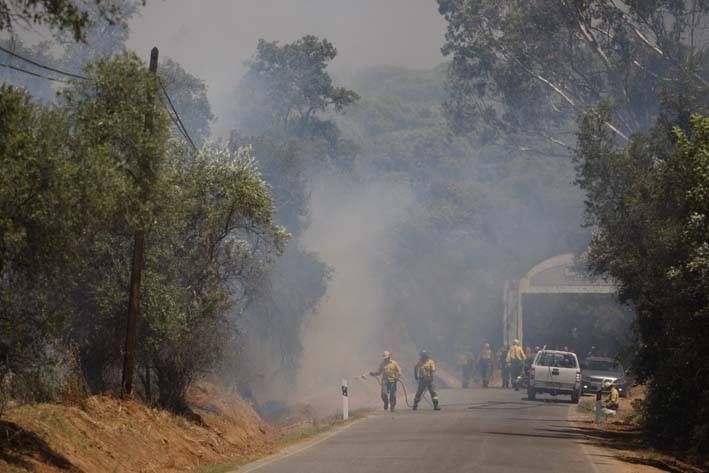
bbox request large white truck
[528,350,581,403]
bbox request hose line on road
[372,375,412,407]
[374,375,435,408]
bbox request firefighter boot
[433,399,440,410]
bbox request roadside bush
[576,111,709,459]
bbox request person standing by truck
[603,381,620,411]
[506,339,526,391]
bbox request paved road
[237,388,659,473]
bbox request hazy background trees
[437,0,709,459]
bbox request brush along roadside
[570,386,705,473]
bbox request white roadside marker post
[341,379,349,420]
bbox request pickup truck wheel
[571,390,580,404]
[527,388,536,401]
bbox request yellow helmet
[382,351,390,359]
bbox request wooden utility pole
[122,47,159,397]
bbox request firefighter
[506,339,526,391]
[498,345,510,388]
[369,351,401,411]
[413,350,440,410]
[603,381,620,411]
[457,351,475,388]
[478,343,493,387]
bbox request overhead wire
[0,45,199,153]
[159,83,198,152]
[0,44,87,80]
[0,62,69,83]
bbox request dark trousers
[510,360,523,388]
[414,380,438,404]
[500,366,510,388]
[479,360,492,387]
[381,381,397,408]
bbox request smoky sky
[127,0,447,134]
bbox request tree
[229,36,359,394]
[160,59,214,146]
[0,85,82,401]
[0,0,135,41]
[241,35,359,136]
[438,0,709,146]
[58,53,287,408]
[576,109,709,458]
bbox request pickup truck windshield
[535,352,577,368]
[584,359,620,372]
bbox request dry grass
[0,382,277,473]
[571,389,705,473]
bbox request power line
[0,62,69,83]
[160,84,198,152]
[0,44,87,80]
[165,106,195,150]
[0,44,201,153]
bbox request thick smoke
[295,173,414,410]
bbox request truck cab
[528,350,581,403]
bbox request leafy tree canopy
[438,0,709,144]
[0,0,139,41]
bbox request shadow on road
[1,420,81,472]
[482,429,587,440]
[540,423,696,473]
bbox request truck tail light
[575,371,581,382]
[530,367,535,380]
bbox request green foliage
[576,111,709,456]
[239,35,359,170]
[231,36,359,387]
[0,84,87,400]
[0,51,286,412]
[438,0,709,143]
[241,35,359,134]
[0,0,135,41]
[160,59,214,146]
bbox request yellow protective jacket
[506,344,526,363]
[606,386,619,408]
[373,359,401,383]
[479,347,493,361]
[416,358,436,382]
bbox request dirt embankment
[571,387,705,473]
[0,383,277,473]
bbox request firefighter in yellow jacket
[413,350,440,411]
[603,381,620,410]
[506,339,526,391]
[370,351,401,411]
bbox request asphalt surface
[236,388,655,473]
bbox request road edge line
[231,416,368,473]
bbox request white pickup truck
[528,350,581,403]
